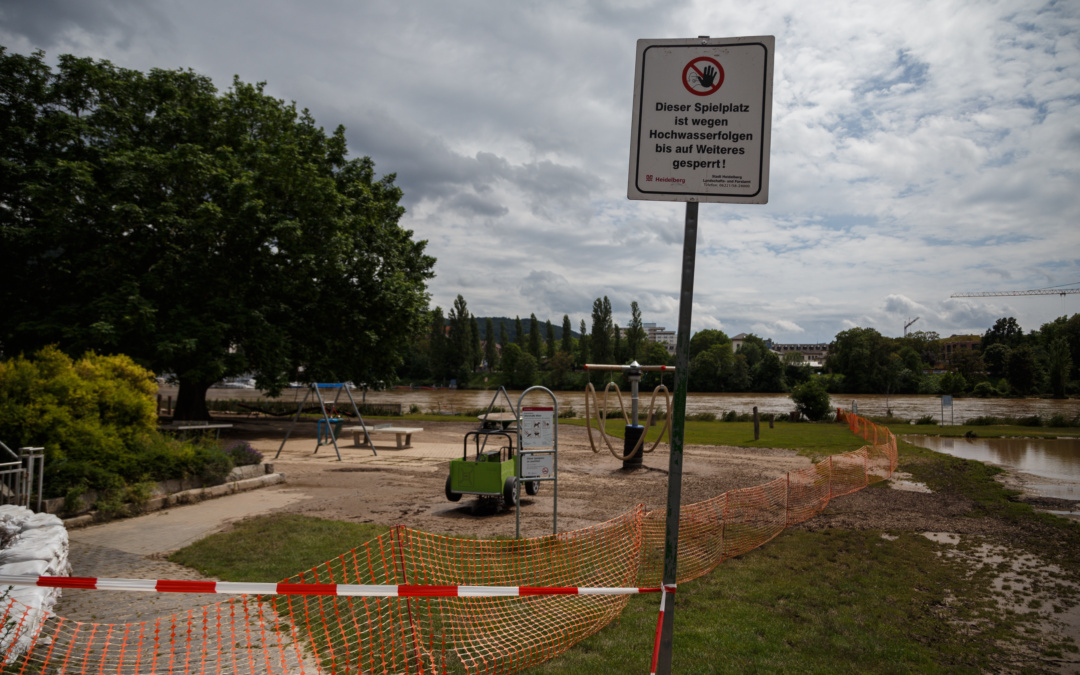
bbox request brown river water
[164,386,1080,500]
[167,386,1079,422]
[905,435,1080,500]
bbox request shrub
[1016,415,1043,427]
[1046,413,1080,428]
[965,416,1003,426]
[791,379,831,421]
[196,446,234,485]
[0,347,237,499]
[224,440,263,467]
[916,415,936,425]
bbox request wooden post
[753,406,760,440]
[768,414,774,429]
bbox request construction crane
[950,284,1080,315]
[903,316,919,337]
[950,289,1080,298]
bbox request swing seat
[317,418,344,445]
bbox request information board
[521,406,555,449]
[521,453,555,480]
[628,36,774,203]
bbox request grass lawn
[169,515,391,582]
[884,422,1080,439]
[170,420,1080,673]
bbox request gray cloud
[2,0,1078,343]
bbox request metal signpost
[628,35,774,675]
[941,395,954,426]
[516,386,559,538]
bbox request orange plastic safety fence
[0,411,894,674]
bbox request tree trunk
[174,377,213,421]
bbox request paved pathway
[55,487,308,624]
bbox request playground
[252,420,808,536]
[9,410,1076,673]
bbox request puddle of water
[906,435,1080,486]
[1027,483,1080,500]
[888,471,932,493]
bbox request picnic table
[477,413,518,431]
[342,425,424,449]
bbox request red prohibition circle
[682,57,724,96]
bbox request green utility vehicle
[445,427,540,508]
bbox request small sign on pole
[521,406,555,449]
[941,395,954,426]
[516,390,559,539]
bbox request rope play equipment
[583,381,673,461]
[0,410,896,674]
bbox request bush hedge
[0,347,236,500]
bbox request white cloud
[2,0,1078,342]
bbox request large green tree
[590,296,614,365]
[484,317,498,371]
[826,327,896,394]
[626,301,645,362]
[446,295,472,382]
[0,49,434,418]
[528,313,541,360]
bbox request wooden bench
[342,425,424,449]
[159,423,233,441]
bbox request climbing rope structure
[0,409,896,673]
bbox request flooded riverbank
[905,434,1080,501]
[163,385,1079,422]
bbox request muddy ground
[240,418,811,538]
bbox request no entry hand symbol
[682,57,724,96]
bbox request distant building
[731,333,828,368]
[941,335,980,366]
[643,323,677,355]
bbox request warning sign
[521,453,554,480]
[682,57,724,96]
[628,36,774,204]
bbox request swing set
[274,383,374,461]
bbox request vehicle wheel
[503,476,519,508]
[525,480,540,496]
[445,475,462,502]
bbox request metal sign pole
[515,386,559,539]
[655,200,698,675]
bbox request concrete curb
[63,473,286,530]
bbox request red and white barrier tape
[649,584,677,675]
[0,575,660,598]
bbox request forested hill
[476,317,579,341]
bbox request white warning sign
[628,36,774,204]
[521,453,555,480]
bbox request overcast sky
[3,0,1079,343]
